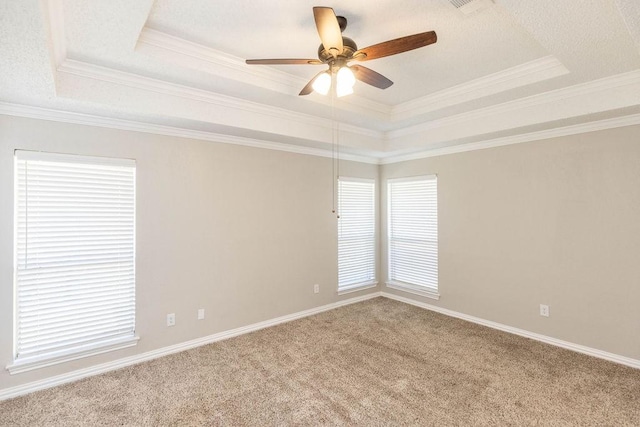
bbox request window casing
[387,175,439,299]
[338,177,376,293]
[9,151,137,373]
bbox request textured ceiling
[144,0,547,104]
[1,0,640,160]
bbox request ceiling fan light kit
[336,66,356,97]
[312,72,332,95]
[246,6,438,97]
[310,64,356,98]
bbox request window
[338,177,376,293]
[387,175,439,299]
[9,151,137,373]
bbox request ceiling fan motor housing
[318,37,358,63]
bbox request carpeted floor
[1,297,639,426]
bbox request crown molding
[3,102,640,167]
[0,102,382,164]
[388,69,640,140]
[57,59,384,142]
[40,0,66,68]
[38,1,386,143]
[53,58,640,161]
[4,101,640,168]
[137,27,304,93]
[136,27,391,118]
[136,30,572,122]
[391,56,569,121]
[380,112,640,164]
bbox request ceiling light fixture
[312,65,356,97]
[311,71,332,95]
[335,66,355,97]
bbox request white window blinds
[387,175,438,296]
[338,177,376,291]
[13,151,136,368]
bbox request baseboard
[381,292,640,370]
[0,291,381,401]
[6,290,635,401]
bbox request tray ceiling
[1,0,640,162]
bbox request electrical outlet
[198,309,205,320]
[167,313,176,326]
[314,284,320,294]
[539,304,550,317]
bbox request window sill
[338,280,378,295]
[385,281,440,300]
[6,335,140,375]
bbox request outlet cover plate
[539,304,550,317]
[167,313,176,326]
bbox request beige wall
[0,115,379,391]
[381,125,640,360]
[2,114,639,392]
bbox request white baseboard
[4,290,637,401]
[381,292,640,370]
[0,292,381,401]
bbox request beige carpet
[1,297,639,426]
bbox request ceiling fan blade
[313,7,343,56]
[246,59,323,65]
[350,65,393,89]
[299,71,326,96]
[353,31,437,61]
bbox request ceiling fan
[246,7,437,97]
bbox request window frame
[386,174,439,300]
[8,150,138,374]
[337,176,377,295]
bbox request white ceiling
[1,0,640,162]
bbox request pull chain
[330,85,340,219]
[331,83,337,217]
[335,116,340,219]
[331,93,335,215]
